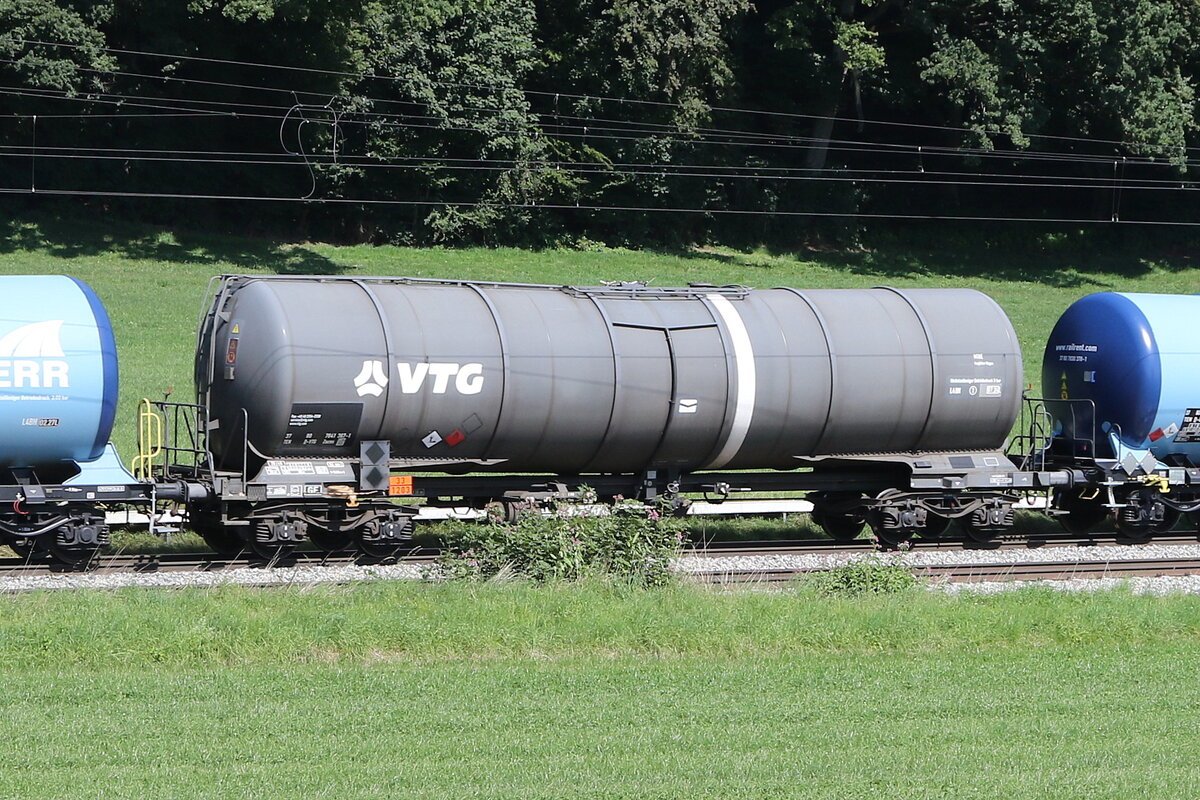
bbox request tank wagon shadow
[0,216,347,275]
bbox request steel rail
[0,548,440,576]
[694,558,1200,585]
[685,531,1200,557]
[5,533,1200,578]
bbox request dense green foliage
[435,501,685,585]
[1,0,1198,246]
[806,558,921,596]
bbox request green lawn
[7,650,1199,799]
[3,582,1200,798]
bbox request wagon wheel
[190,511,245,557]
[866,508,947,548]
[47,540,102,568]
[810,508,866,543]
[1115,497,1179,544]
[870,526,913,549]
[923,514,951,539]
[809,492,867,542]
[308,526,355,553]
[7,534,49,561]
[865,509,912,549]
[354,521,405,560]
[1153,508,1181,534]
[959,515,997,544]
[248,521,298,562]
[1055,489,1108,535]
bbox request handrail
[136,400,212,481]
[131,398,163,481]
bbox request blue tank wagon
[1043,292,1200,536]
[0,276,151,563]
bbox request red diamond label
[445,429,465,447]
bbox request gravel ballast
[5,542,1200,594]
[0,562,426,594]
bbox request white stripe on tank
[703,294,756,469]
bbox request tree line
[1,0,1198,247]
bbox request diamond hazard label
[421,431,443,448]
[445,429,465,447]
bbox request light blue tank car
[1043,292,1200,464]
[0,275,119,473]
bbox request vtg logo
[354,360,389,397]
[354,360,485,397]
[0,321,70,389]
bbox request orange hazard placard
[388,475,415,496]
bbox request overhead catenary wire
[0,146,1193,195]
[10,36,1195,159]
[0,139,1190,186]
[1,54,1150,161]
[0,184,1196,227]
[3,83,1194,173]
[0,39,1194,226]
[1,91,1192,202]
[1,55,1188,168]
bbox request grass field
[4,581,1200,799]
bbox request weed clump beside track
[434,501,685,586]
[805,559,921,597]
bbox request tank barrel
[198,276,1024,475]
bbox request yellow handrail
[131,398,163,481]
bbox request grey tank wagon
[150,275,1067,556]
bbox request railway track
[5,533,1200,585]
[686,532,1200,585]
[686,532,1200,556]
[695,557,1200,585]
[687,530,1200,557]
[0,548,441,576]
